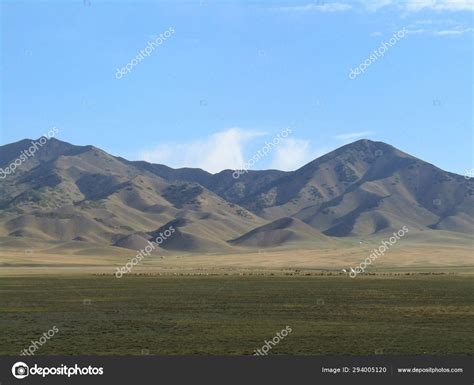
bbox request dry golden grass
[1,238,472,276]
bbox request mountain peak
[0,136,472,251]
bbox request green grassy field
[0,274,472,355]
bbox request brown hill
[228,217,335,248]
[0,138,472,252]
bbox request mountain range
[0,138,472,253]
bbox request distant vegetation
[1,275,472,355]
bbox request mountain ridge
[0,137,472,252]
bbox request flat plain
[1,273,472,355]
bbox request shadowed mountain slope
[0,138,472,251]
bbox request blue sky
[1,0,473,174]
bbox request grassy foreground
[0,274,472,355]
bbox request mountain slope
[227,140,474,236]
[0,139,265,251]
[228,217,335,248]
[0,137,472,253]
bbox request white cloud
[270,138,329,171]
[359,0,474,12]
[139,129,377,173]
[138,128,264,173]
[275,3,352,12]
[405,28,427,34]
[335,131,374,141]
[404,21,473,36]
[360,0,394,12]
[434,27,474,35]
[270,138,311,171]
[370,31,383,37]
[404,0,474,12]
[402,18,473,36]
[271,1,473,14]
